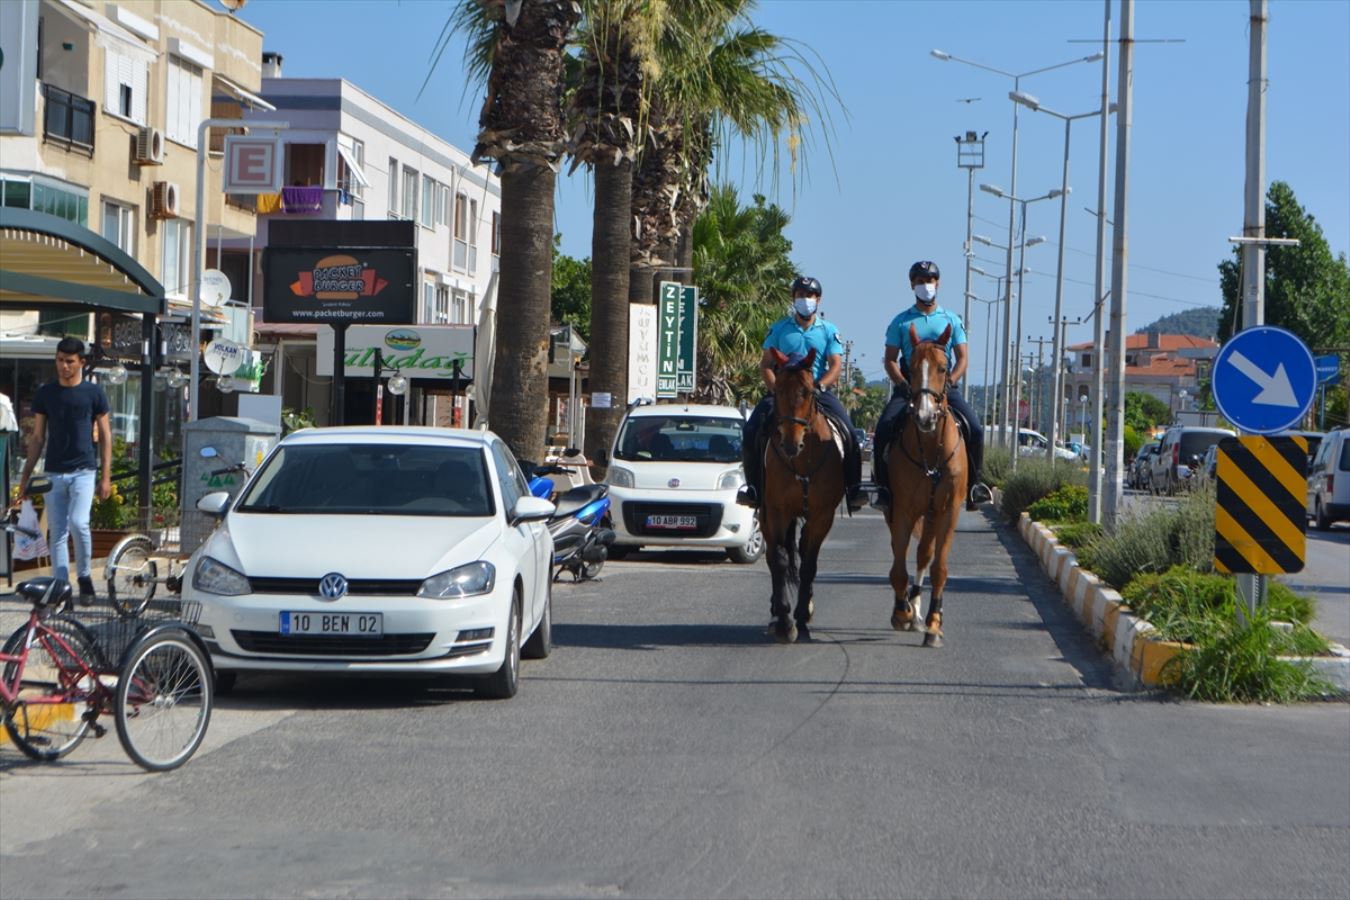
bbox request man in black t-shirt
[19,338,113,604]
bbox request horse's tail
[784,518,800,586]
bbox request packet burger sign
[263,247,415,324]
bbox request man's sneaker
[77,576,97,607]
[871,487,891,516]
[736,485,760,508]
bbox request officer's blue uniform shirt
[885,304,968,368]
[763,314,843,383]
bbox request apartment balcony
[245,186,361,218]
[40,83,95,155]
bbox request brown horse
[761,347,846,643]
[885,324,968,648]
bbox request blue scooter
[526,461,615,582]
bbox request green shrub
[1027,484,1089,523]
[999,458,1085,521]
[1164,606,1333,702]
[1123,424,1143,460]
[1053,521,1102,551]
[1084,482,1217,589]
[983,446,1013,489]
[1121,567,1239,643]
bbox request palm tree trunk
[584,157,632,468]
[491,163,557,463]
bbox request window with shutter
[166,56,202,147]
[104,50,147,125]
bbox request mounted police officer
[872,260,989,514]
[736,276,866,513]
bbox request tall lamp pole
[966,288,1000,425]
[1009,90,1114,468]
[956,130,987,391]
[973,239,1043,448]
[931,48,1104,453]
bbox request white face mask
[914,283,938,304]
[793,297,819,318]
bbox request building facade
[1064,332,1219,431]
[238,69,502,427]
[1,0,268,453]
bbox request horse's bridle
[772,388,829,516]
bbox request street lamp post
[973,235,1042,452]
[932,48,1104,454]
[956,131,987,392]
[966,288,1000,426]
[1009,89,1115,470]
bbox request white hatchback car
[183,427,555,699]
[599,402,763,563]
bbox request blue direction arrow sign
[1212,326,1317,435]
[1314,353,1341,385]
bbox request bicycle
[105,450,250,617]
[1,577,213,771]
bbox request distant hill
[1137,307,1222,339]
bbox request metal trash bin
[180,417,280,556]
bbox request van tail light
[1172,444,1180,467]
[1329,474,1335,493]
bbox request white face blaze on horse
[908,323,953,433]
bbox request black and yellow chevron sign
[1214,435,1308,574]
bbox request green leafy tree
[850,382,889,433]
[1218,181,1350,348]
[551,236,592,340]
[1124,391,1170,433]
[691,185,796,404]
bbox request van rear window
[1340,438,1350,472]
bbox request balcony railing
[42,83,95,154]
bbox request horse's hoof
[891,613,917,632]
[923,630,944,648]
[796,622,812,642]
[770,618,797,644]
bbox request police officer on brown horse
[872,260,990,514]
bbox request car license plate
[279,612,383,637]
[647,514,698,530]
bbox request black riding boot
[966,433,989,510]
[737,435,763,508]
[871,449,891,514]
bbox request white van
[1307,428,1350,530]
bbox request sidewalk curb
[1003,500,1350,694]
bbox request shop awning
[0,208,166,316]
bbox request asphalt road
[2,509,1348,899]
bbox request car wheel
[727,518,765,564]
[477,591,521,699]
[1314,498,1331,531]
[522,582,552,660]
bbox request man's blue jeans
[46,469,96,584]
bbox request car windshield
[614,415,743,463]
[1179,431,1230,460]
[237,443,493,516]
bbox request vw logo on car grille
[318,572,348,600]
[668,478,681,488]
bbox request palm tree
[432,1,581,462]
[568,0,659,465]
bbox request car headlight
[717,468,744,490]
[419,561,496,599]
[192,556,250,596]
[608,466,635,488]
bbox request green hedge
[999,458,1086,522]
[1027,485,1088,523]
[1078,483,1216,588]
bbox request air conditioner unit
[151,181,180,219]
[134,126,164,165]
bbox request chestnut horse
[762,347,845,643]
[885,324,968,648]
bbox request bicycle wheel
[1,619,98,761]
[106,535,157,616]
[115,630,212,772]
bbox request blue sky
[237,0,1349,382]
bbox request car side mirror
[196,491,231,518]
[510,495,555,526]
[596,448,609,467]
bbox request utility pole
[1103,0,1135,529]
[1048,314,1084,461]
[957,130,987,392]
[842,339,854,395]
[1026,336,1052,430]
[1090,0,1113,523]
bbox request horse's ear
[802,347,817,370]
[770,348,788,367]
[938,324,952,347]
[908,323,920,349]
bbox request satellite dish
[203,339,245,375]
[200,269,232,307]
[218,0,248,12]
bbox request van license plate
[647,515,698,529]
[280,612,383,637]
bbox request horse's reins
[771,390,832,517]
[898,376,961,515]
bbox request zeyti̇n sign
[263,248,415,324]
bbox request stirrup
[969,482,992,505]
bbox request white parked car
[183,427,556,699]
[599,402,764,563]
[1307,427,1350,530]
